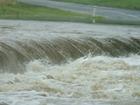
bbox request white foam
[0,55,140,105]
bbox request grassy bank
[0,1,103,23]
[54,0,140,10]
[0,1,139,25]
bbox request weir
[0,20,140,105]
[0,36,140,73]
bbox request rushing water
[0,20,140,105]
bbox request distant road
[18,0,140,23]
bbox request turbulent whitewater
[0,20,140,105]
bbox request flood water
[0,20,140,105]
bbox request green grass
[0,2,103,23]
[0,1,139,25]
[53,0,140,10]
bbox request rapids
[0,20,140,105]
